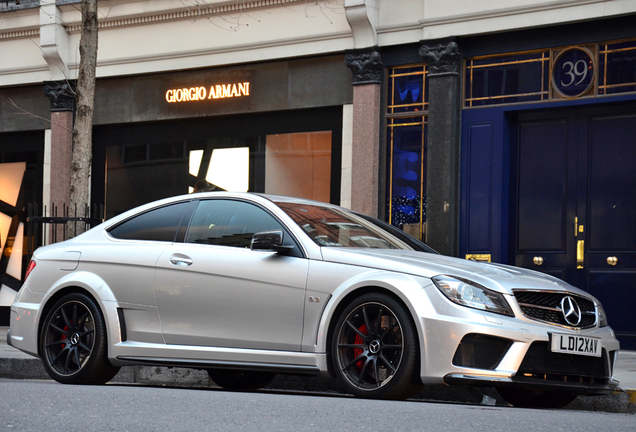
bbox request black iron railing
[26,202,104,257]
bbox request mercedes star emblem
[560,296,582,326]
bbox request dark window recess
[599,42,636,95]
[516,342,609,382]
[385,64,428,241]
[108,202,189,242]
[149,142,185,161]
[465,52,548,107]
[122,142,186,164]
[122,144,147,164]
[185,200,295,251]
[452,334,513,370]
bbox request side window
[185,200,285,248]
[108,202,189,242]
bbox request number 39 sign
[552,47,595,98]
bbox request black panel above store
[461,14,636,58]
[93,54,352,126]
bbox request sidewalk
[1,327,634,412]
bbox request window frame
[182,198,306,258]
[106,200,192,243]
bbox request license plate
[550,333,602,357]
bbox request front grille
[513,290,597,329]
[516,342,609,384]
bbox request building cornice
[84,29,351,72]
[64,0,304,33]
[377,0,631,38]
[420,0,612,28]
[0,0,305,40]
[0,28,39,40]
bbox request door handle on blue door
[169,255,193,266]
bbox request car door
[154,198,309,351]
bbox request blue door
[513,103,636,349]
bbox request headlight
[596,302,609,327]
[432,275,514,317]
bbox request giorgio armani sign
[166,82,250,103]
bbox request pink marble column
[350,83,381,217]
[49,110,73,213]
[44,81,75,241]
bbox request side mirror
[251,230,294,254]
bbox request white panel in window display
[6,223,23,280]
[0,212,11,251]
[0,284,17,307]
[206,147,249,192]
[189,150,204,176]
[0,162,26,207]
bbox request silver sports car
[8,193,620,407]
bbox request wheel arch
[322,284,423,381]
[36,272,120,358]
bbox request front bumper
[408,284,621,395]
[444,373,620,395]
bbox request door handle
[575,220,585,269]
[169,255,193,267]
[576,240,584,269]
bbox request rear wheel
[497,387,578,408]
[331,293,422,400]
[40,293,120,384]
[207,369,276,391]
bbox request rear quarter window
[108,202,189,242]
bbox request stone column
[419,41,461,256]
[344,48,382,217]
[43,81,74,222]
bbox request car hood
[320,248,587,296]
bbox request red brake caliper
[61,325,68,349]
[353,324,367,370]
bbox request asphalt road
[1,379,634,432]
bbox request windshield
[276,201,433,252]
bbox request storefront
[0,131,43,324]
[459,16,636,348]
[89,54,352,219]
[0,54,352,325]
[2,1,635,343]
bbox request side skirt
[116,356,321,376]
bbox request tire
[331,293,423,400]
[207,369,277,391]
[496,387,578,408]
[39,292,120,385]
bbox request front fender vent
[452,334,513,370]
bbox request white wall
[1,0,635,87]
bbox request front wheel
[39,293,120,384]
[331,293,422,400]
[497,387,578,408]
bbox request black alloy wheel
[40,293,120,384]
[496,387,578,408]
[207,369,277,391]
[332,293,422,400]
